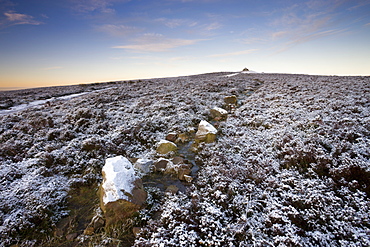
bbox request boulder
[156,140,177,155]
[195,120,217,143]
[210,107,228,121]
[100,156,147,227]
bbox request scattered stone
[178,164,192,181]
[210,107,228,121]
[100,156,147,227]
[154,158,170,172]
[176,133,189,143]
[184,175,193,183]
[66,233,78,241]
[133,227,142,237]
[224,95,237,105]
[156,140,177,155]
[172,156,184,164]
[166,185,179,194]
[134,158,153,174]
[195,120,217,143]
[166,132,178,142]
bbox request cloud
[4,11,43,25]
[96,24,141,36]
[209,49,258,57]
[71,0,129,14]
[155,18,197,28]
[113,33,206,52]
[268,0,350,53]
[275,29,347,54]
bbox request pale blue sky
[1,0,369,88]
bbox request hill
[0,72,369,246]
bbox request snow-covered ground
[0,72,369,246]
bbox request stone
[178,164,192,180]
[166,185,179,194]
[66,233,78,241]
[224,95,237,105]
[156,140,177,155]
[166,132,178,142]
[195,120,217,143]
[133,227,142,237]
[184,175,193,182]
[210,107,228,121]
[100,156,147,227]
[176,133,189,143]
[172,156,184,164]
[154,158,170,172]
[134,158,153,174]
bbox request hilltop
[0,72,369,246]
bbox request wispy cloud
[269,0,349,53]
[113,33,206,52]
[155,17,197,28]
[95,24,142,36]
[275,29,347,54]
[70,0,130,14]
[3,11,43,26]
[209,49,258,57]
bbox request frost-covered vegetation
[0,72,369,246]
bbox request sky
[0,0,369,89]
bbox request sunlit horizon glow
[1,0,369,89]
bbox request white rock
[195,120,218,143]
[101,156,138,204]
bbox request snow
[101,156,138,204]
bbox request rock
[133,227,142,237]
[178,164,192,180]
[166,185,179,194]
[100,156,147,227]
[166,132,178,142]
[153,158,170,172]
[210,107,228,121]
[156,140,177,155]
[66,233,78,241]
[184,175,193,182]
[195,120,217,143]
[243,67,249,71]
[176,133,189,143]
[134,158,153,174]
[172,156,184,164]
[224,95,237,105]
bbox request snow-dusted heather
[101,156,138,204]
[0,72,369,246]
